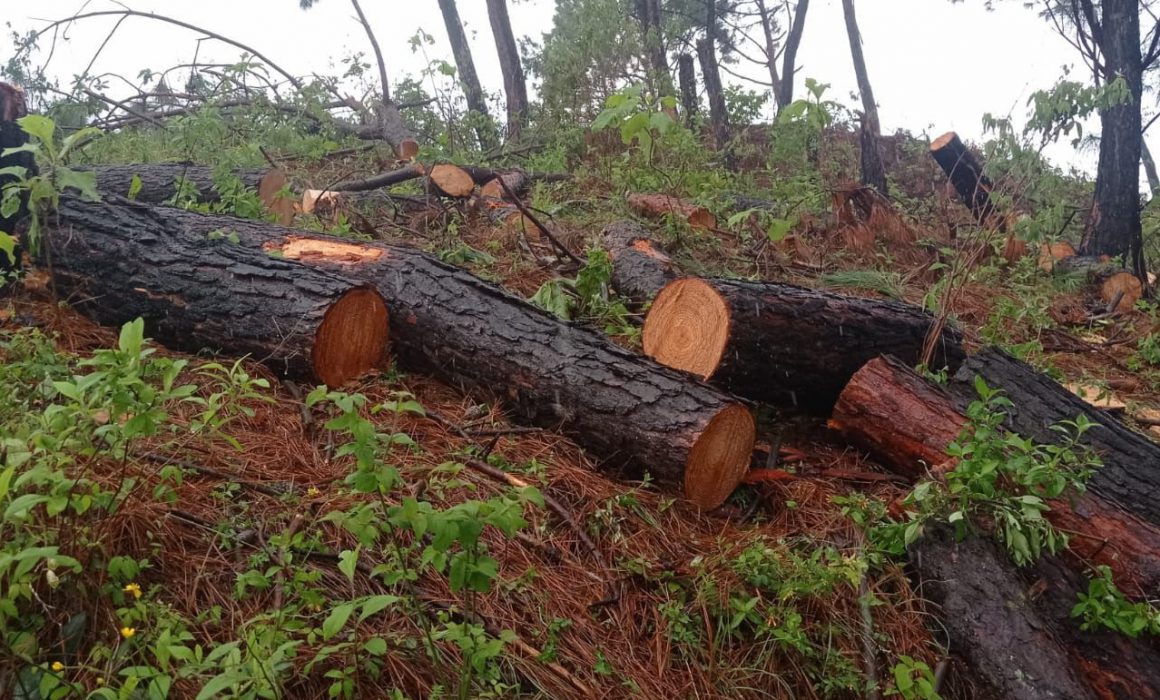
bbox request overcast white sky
[4,0,1118,173]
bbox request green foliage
[529,249,638,339]
[820,269,906,300]
[1024,76,1131,148]
[1072,566,1160,638]
[591,85,677,164]
[1129,333,1160,371]
[877,378,1101,566]
[886,656,942,699]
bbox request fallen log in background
[82,163,296,225]
[641,277,965,412]
[55,196,756,509]
[1055,255,1144,312]
[831,354,1160,594]
[49,196,389,387]
[627,193,716,230]
[601,220,677,308]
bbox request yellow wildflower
[120,626,136,639]
[122,583,142,599]
[50,661,64,672]
[306,486,321,497]
[96,677,105,686]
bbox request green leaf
[362,637,388,655]
[17,115,55,146]
[337,548,359,582]
[358,594,400,622]
[321,602,355,639]
[127,175,143,200]
[0,232,16,264]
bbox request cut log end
[312,286,389,386]
[257,168,295,226]
[642,278,730,380]
[1039,241,1077,272]
[930,131,957,151]
[429,164,476,198]
[685,403,756,509]
[1102,272,1143,312]
[397,139,420,162]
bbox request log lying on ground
[48,196,389,387]
[948,349,1160,528]
[56,197,756,509]
[627,193,716,230]
[1039,241,1077,273]
[831,354,1160,594]
[1055,255,1143,312]
[324,163,570,198]
[912,527,1098,700]
[81,163,296,225]
[929,131,999,226]
[601,220,678,307]
[641,277,965,412]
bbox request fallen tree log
[48,196,388,387]
[641,277,965,412]
[831,354,1160,594]
[601,220,677,308]
[627,193,716,230]
[53,197,756,509]
[1055,255,1143,312]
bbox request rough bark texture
[777,0,810,109]
[48,196,388,386]
[840,0,887,194]
[437,0,499,151]
[373,101,420,160]
[601,220,678,307]
[677,53,698,128]
[1143,139,1160,199]
[929,132,999,227]
[948,349,1160,528]
[832,355,1160,594]
[1081,0,1146,279]
[81,164,281,203]
[54,198,755,508]
[486,0,529,140]
[697,0,730,151]
[0,83,32,278]
[912,528,1097,700]
[754,0,782,109]
[635,0,674,98]
[644,278,965,412]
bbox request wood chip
[1065,382,1127,411]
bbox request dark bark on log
[948,349,1160,528]
[1081,0,1146,279]
[912,527,1097,700]
[328,165,426,193]
[0,83,32,279]
[601,220,678,308]
[929,132,999,226]
[832,355,1160,594]
[81,164,285,204]
[55,197,756,509]
[437,0,499,151]
[642,278,965,412]
[677,53,698,128]
[48,196,388,387]
[372,101,420,160]
[486,0,529,140]
[777,0,810,109]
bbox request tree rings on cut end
[429,164,476,198]
[642,278,730,380]
[1101,272,1143,312]
[929,131,958,151]
[685,403,755,509]
[312,285,389,386]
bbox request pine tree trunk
[1143,139,1160,199]
[697,0,730,152]
[754,0,782,112]
[777,0,810,109]
[635,0,674,98]
[1081,0,1146,279]
[485,0,529,140]
[437,0,499,151]
[677,53,698,127]
[841,0,887,194]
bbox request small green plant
[591,85,677,164]
[886,656,942,699]
[1129,332,1160,371]
[1072,565,1160,637]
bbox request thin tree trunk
[677,53,698,127]
[437,0,499,151]
[635,0,674,98]
[754,0,782,112]
[841,0,887,194]
[777,0,810,109]
[697,0,730,151]
[1081,0,1146,279]
[1143,138,1160,199]
[485,0,529,140]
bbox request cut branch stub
[642,277,964,412]
[929,131,1000,227]
[627,193,716,230]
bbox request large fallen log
[627,193,716,230]
[48,196,388,387]
[641,277,965,412]
[831,354,1160,594]
[832,359,1160,696]
[601,220,677,308]
[1055,255,1144,312]
[52,197,756,509]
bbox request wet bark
[777,0,810,109]
[841,0,887,194]
[485,0,529,140]
[677,53,698,127]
